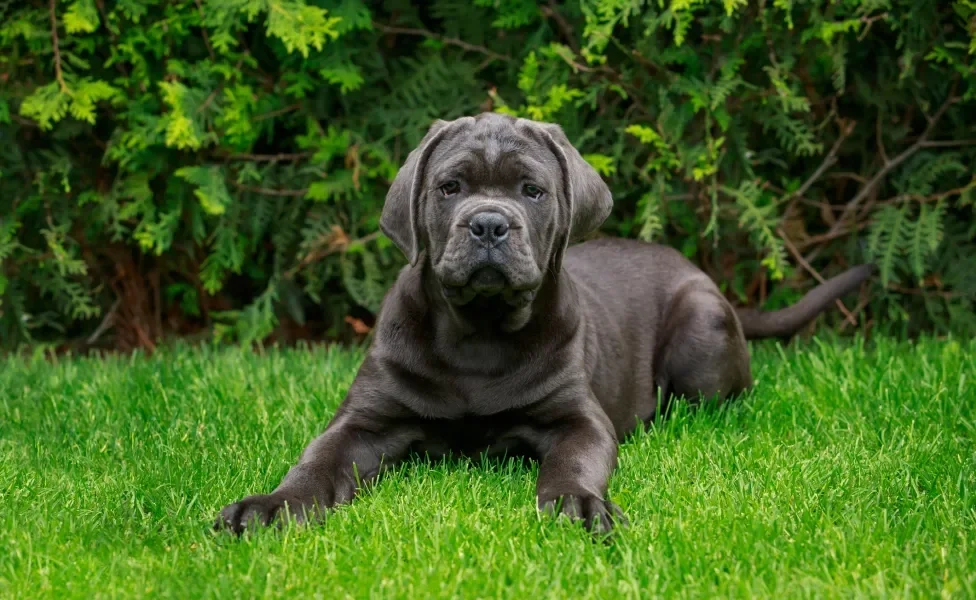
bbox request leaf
[175,166,232,216]
[893,152,966,196]
[211,85,256,148]
[722,0,748,16]
[868,205,910,286]
[517,51,539,95]
[802,18,862,44]
[331,0,372,34]
[19,83,71,130]
[908,200,946,281]
[344,315,371,334]
[475,0,539,29]
[159,81,207,150]
[524,84,584,121]
[263,0,341,57]
[320,64,365,94]
[625,124,661,145]
[341,250,386,312]
[64,0,99,34]
[583,153,616,176]
[68,79,123,124]
[0,218,21,261]
[723,180,788,280]
[636,189,664,242]
[306,171,358,203]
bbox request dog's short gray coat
[217,113,873,533]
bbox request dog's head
[380,113,612,317]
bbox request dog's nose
[468,212,510,246]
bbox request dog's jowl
[216,113,873,534]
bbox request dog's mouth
[441,267,537,308]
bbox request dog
[216,112,874,534]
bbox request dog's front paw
[215,493,318,534]
[538,493,627,535]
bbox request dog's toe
[215,494,286,534]
[539,493,626,535]
[581,496,624,535]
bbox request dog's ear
[380,119,455,265]
[536,122,613,242]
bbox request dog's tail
[734,264,875,340]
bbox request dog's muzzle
[441,264,536,308]
[437,208,541,309]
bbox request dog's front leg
[534,401,625,534]
[216,390,418,534]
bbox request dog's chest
[410,412,538,460]
[403,382,523,420]
[406,369,551,420]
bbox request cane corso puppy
[216,113,873,534]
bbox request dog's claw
[215,494,291,535]
[539,493,626,535]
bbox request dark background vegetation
[1,0,974,353]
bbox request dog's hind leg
[654,282,753,407]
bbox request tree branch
[49,0,68,93]
[373,22,512,64]
[919,139,976,148]
[778,227,858,326]
[194,0,215,61]
[857,12,888,41]
[799,120,856,200]
[838,294,872,333]
[541,1,579,53]
[827,171,868,184]
[874,182,976,208]
[94,0,129,76]
[284,230,383,279]
[875,113,889,165]
[196,87,220,114]
[780,119,855,225]
[792,221,872,251]
[231,181,308,197]
[805,85,960,264]
[887,284,962,299]
[253,102,303,122]
[224,151,313,162]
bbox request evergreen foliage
[1,0,974,349]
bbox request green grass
[1,336,974,599]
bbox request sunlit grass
[1,336,973,598]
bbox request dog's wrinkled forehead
[426,114,561,188]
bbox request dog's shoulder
[374,263,427,331]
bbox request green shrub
[1,0,974,350]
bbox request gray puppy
[217,113,873,534]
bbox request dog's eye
[523,184,544,199]
[439,181,461,196]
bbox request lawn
[1,336,974,599]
